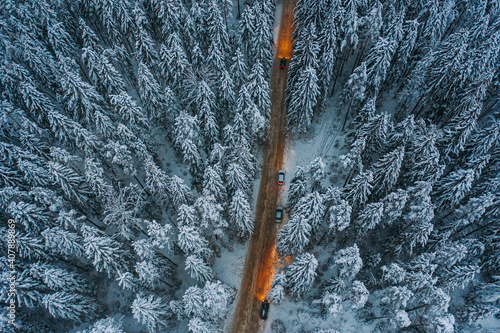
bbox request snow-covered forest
[0,0,274,331]
[0,0,499,332]
[274,0,500,332]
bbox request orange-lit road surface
[229,1,296,332]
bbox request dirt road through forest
[229,0,295,332]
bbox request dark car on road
[260,300,270,320]
[277,169,285,185]
[279,57,286,69]
[275,206,283,222]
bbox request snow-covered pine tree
[371,146,405,195]
[116,270,137,291]
[189,78,219,146]
[328,199,352,232]
[442,265,480,292]
[348,281,369,309]
[173,112,203,177]
[6,201,50,234]
[403,121,444,184]
[84,158,114,204]
[188,317,216,333]
[103,140,135,176]
[102,184,143,239]
[399,182,435,254]
[340,0,360,51]
[316,3,339,101]
[202,164,227,203]
[29,263,89,294]
[144,157,170,202]
[185,255,214,283]
[392,19,419,81]
[159,32,190,87]
[47,160,90,204]
[287,167,308,210]
[42,291,94,322]
[381,263,407,285]
[364,37,396,94]
[294,192,325,235]
[225,162,251,196]
[230,47,248,90]
[351,97,376,135]
[177,204,198,227]
[58,56,105,124]
[268,273,286,305]
[81,225,129,277]
[0,269,41,309]
[392,310,411,328]
[380,189,408,227]
[135,260,162,288]
[286,252,318,297]
[137,62,163,116]
[340,62,367,130]
[247,62,270,121]
[194,194,227,236]
[249,3,274,70]
[131,293,169,333]
[229,189,253,239]
[276,214,311,256]
[134,24,159,66]
[15,230,49,260]
[334,244,362,280]
[178,225,210,259]
[379,286,413,311]
[109,92,148,128]
[433,168,475,211]
[146,219,175,253]
[318,292,342,318]
[307,157,326,188]
[356,202,384,234]
[79,316,125,333]
[287,65,320,133]
[183,285,205,318]
[343,170,373,209]
[170,175,194,208]
[357,112,392,157]
[42,227,83,258]
[202,280,234,322]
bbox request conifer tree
[229,190,253,239]
[356,202,384,234]
[328,200,352,232]
[334,244,362,280]
[131,293,169,333]
[81,225,129,277]
[349,281,369,309]
[178,225,210,257]
[202,164,227,203]
[343,170,373,209]
[42,291,94,322]
[287,252,318,297]
[183,285,205,318]
[371,146,405,194]
[277,215,311,256]
[185,255,214,283]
